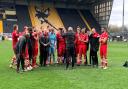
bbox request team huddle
[10,25,108,73]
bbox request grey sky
[109,0,128,26]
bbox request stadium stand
[28,5,39,27]
[46,7,64,29]
[57,8,86,30]
[0,0,114,33]
[3,20,17,33]
[29,5,64,30]
[15,5,32,31]
[80,10,101,33]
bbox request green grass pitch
[0,41,128,89]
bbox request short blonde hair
[81,28,86,33]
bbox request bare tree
[108,25,121,33]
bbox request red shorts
[100,44,107,59]
[58,44,65,57]
[12,44,17,54]
[79,45,87,56]
[33,47,38,57]
[75,44,79,55]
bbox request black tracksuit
[15,35,28,71]
[27,33,33,63]
[62,31,75,69]
[89,34,99,66]
[39,34,50,66]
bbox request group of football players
[10,24,108,73]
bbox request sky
[109,0,128,27]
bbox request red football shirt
[79,33,88,45]
[75,33,81,45]
[33,32,38,49]
[100,32,108,45]
[93,32,100,38]
[56,33,65,46]
[12,31,19,49]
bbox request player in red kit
[75,27,81,63]
[23,26,31,71]
[10,24,19,68]
[56,28,66,64]
[99,28,108,69]
[77,28,88,65]
[32,27,39,68]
